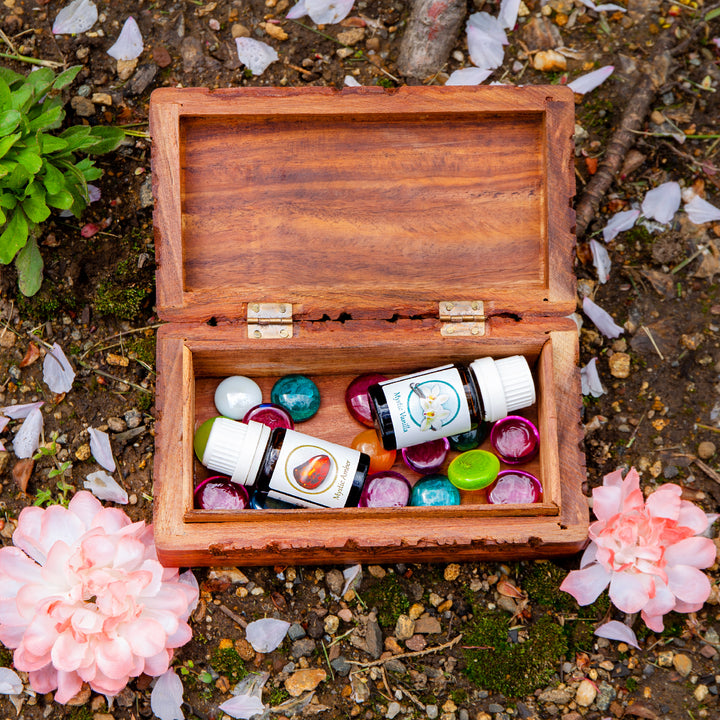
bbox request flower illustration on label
[409,382,455,432]
[293,454,331,489]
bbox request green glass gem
[447,449,500,491]
[194,417,216,463]
[449,422,490,452]
[271,374,321,422]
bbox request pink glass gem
[243,403,295,430]
[401,437,449,474]
[345,373,387,426]
[358,471,411,508]
[194,476,250,510]
[490,415,539,464]
[487,470,542,504]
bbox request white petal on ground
[498,0,521,29]
[685,195,720,225]
[445,67,493,86]
[87,184,101,203]
[342,564,363,596]
[84,470,129,504]
[286,0,308,18]
[590,239,611,284]
[88,427,116,472]
[13,407,43,459]
[150,670,184,720]
[0,401,44,420]
[53,0,98,34]
[0,668,23,695]
[466,12,508,71]
[577,0,626,11]
[568,65,614,94]
[602,208,639,242]
[582,296,624,338]
[641,181,681,224]
[344,75,361,87]
[305,0,355,24]
[594,620,640,649]
[580,357,605,397]
[245,618,290,653]
[108,16,144,61]
[235,38,279,76]
[219,695,265,719]
[43,343,75,394]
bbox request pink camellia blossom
[561,468,717,632]
[0,492,198,704]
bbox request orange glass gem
[351,429,396,473]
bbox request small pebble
[444,563,461,581]
[657,650,674,667]
[698,441,716,460]
[695,684,709,702]
[673,653,692,677]
[575,679,597,707]
[386,701,401,719]
[394,615,415,641]
[107,417,127,433]
[608,352,631,378]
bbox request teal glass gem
[271,374,321,422]
[409,473,461,507]
[449,422,490,452]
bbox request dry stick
[348,634,462,668]
[574,32,676,240]
[693,458,720,485]
[218,603,248,628]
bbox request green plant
[210,647,248,684]
[365,573,410,627]
[0,65,124,295]
[33,430,73,480]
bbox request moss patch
[94,282,149,321]
[365,573,410,627]
[210,647,248,685]
[463,613,567,697]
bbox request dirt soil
[1,0,720,719]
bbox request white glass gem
[214,376,263,420]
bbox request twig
[80,324,161,360]
[76,359,152,394]
[348,634,462,668]
[320,641,335,682]
[692,458,720,485]
[624,411,647,450]
[0,51,62,68]
[670,245,707,275]
[0,28,17,54]
[641,325,665,360]
[695,423,720,435]
[217,603,248,628]
[379,665,393,700]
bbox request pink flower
[561,468,717,632]
[0,492,198,703]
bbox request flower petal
[107,16,144,61]
[594,620,640,648]
[53,669,84,704]
[235,38,278,76]
[580,357,605,397]
[286,0,308,18]
[245,618,290,653]
[52,0,98,34]
[498,0,521,29]
[150,669,185,720]
[12,407,43,459]
[645,483,681,520]
[305,0,355,24]
[608,571,652,614]
[0,667,23,695]
[685,195,720,225]
[582,296,624,338]
[467,12,507,71]
[666,564,712,605]
[590,239,611,283]
[42,343,75,394]
[0,402,44,420]
[445,67,493,86]
[568,65,614,95]
[559,563,611,606]
[84,470,128,505]
[219,694,265,720]
[88,428,116,473]
[344,75,361,87]
[642,181,681,225]
[602,209,639,243]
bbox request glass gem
[487,470,542,504]
[358,471,411,508]
[250,493,295,509]
[243,403,294,431]
[345,373,387,426]
[214,375,263,420]
[401,437,449,474]
[449,422,489,452]
[351,429,396,473]
[293,454,331,489]
[447,449,499,491]
[194,476,249,510]
[490,415,539,464]
[409,473,461,507]
[271,374,321,422]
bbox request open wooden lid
[150,86,576,323]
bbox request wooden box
[149,85,588,567]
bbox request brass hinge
[247,303,294,339]
[439,301,486,337]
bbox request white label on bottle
[380,365,472,449]
[268,430,361,509]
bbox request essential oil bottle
[194,417,370,508]
[368,356,536,450]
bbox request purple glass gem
[487,470,542,504]
[194,476,250,510]
[358,471,411,508]
[243,403,295,430]
[345,373,388,426]
[490,415,539,464]
[401,437,450,474]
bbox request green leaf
[22,192,50,224]
[59,126,98,152]
[0,78,11,112]
[15,234,43,296]
[46,189,74,210]
[42,162,66,195]
[0,68,23,86]
[52,65,83,91]
[25,67,54,100]
[14,149,42,175]
[10,84,33,113]
[0,193,16,209]
[86,126,125,154]
[706,7,720,20]
[6,162,30,190]
[28,104,64,133]
[39,134,69,154]
[0,207,29,264]
[0,207,4,225]
[0,160,17,179]
[0,109,21,136]
[0,132,20,160]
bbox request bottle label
[268,430,362,508]
[380,365,472,449]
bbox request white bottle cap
[470,355,536,423]
[201,417,271,487]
